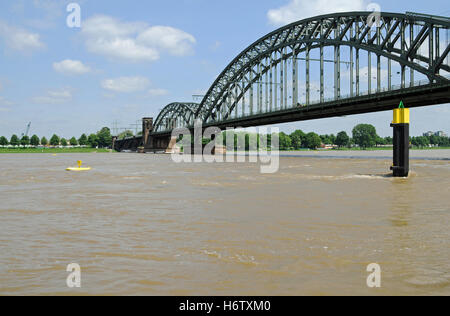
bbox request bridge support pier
[112,136,117,151]
[142,117,153,146]
[213,145,227,155]
[142,116,178,153]
[165,136,180,154]
[390,103,410,177]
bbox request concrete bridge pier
[142,117,153,146]
[141,117,179,153]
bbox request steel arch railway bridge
[114,11,450,152]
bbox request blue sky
[0,0,449,139]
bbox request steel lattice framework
[153,102,199,132]
[153,11,450,134]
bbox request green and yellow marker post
[390,101,410,177]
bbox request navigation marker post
[390,101,410,177]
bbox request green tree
[50,134,60,146]
[78,134,88,146]
[97,127,112,148]
[10,134,20,146]
[304,132,322,150]
[265,133,272,149]
[290,130,305,150]
[21,135,30,146]
[423,136,431,147]
[243,133,259,151]
[0,136,8,146]
[335,131,350,148]
[384,136,393,145]
[329,134,336,145]
[118,130,134,140]
[352,124,377,149]
[278,132,292,150]
[70,137,78,146]
[438,136,449,147]
[412,136,428,148]
[429,135,439,146]
[30,135,40,146]
[41,137,48,146]
[418,136,430,148]
[61,138,68,146]
[88,134,99,148]
[412,137,424,148]
[320,135,333,145]
[375,136,386,147]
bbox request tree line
[278,124,449,150]
[221,124,449,150]
[2,124,448,150]
[410,135,450,148]
[0,127,113,148]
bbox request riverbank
[275,149,450,160]
[0,148,111,154]
[333,147,450,151]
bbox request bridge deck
[150,82,450,137]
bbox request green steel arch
[195,11,450,123]
[152,12,450,133]
[153,102,199,133]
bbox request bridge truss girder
[152,12,450,133]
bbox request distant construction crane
[21,122,31,138]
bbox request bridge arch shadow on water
[114,11,450,153]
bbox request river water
[0,151,449,295]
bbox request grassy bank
[333,147,450,151]
[0,147,111,154]
[259,147,450,152]
[2,147,449,154]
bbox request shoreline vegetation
[1,147,449,154]
[0,127,113,153]
[0,147,111,154]
[1,124,448,154]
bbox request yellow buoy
[66,160,91,172]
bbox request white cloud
[88,37,160,62]
[267,0,367,26]
[137,26,196,56]
[82,15,196,62]
[32,88,73,104]
[0,96,14,106]
[0,107,11,112]
[0,20,45,52]
[101,76,150,93]
[53,59,91,75]
[148,88,169,97]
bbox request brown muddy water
[0,151,449,295]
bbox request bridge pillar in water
[142,117,153,146]
[213,145,227,155]
[165,136,180,154]
[390,103,410,177]
[112,136,117,151]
